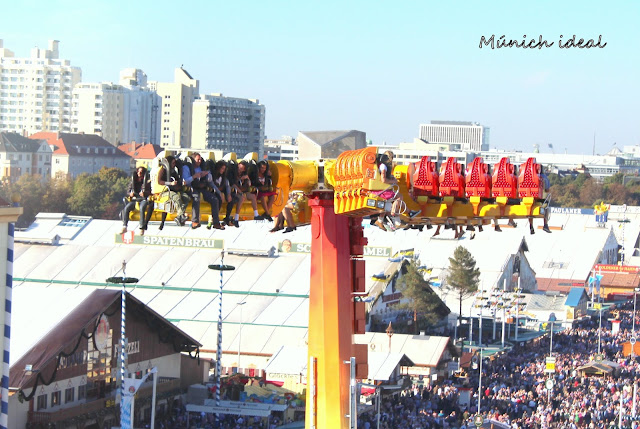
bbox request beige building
[148,67,199,148]
[71,76,159,146]
[0,40,81,134]
[191,93,265,156]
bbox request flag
[122,367,157,429]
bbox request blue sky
[2,1,638,154]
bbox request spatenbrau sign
[115,232,224,249]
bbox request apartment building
[30,132,131,178]
[148,67,199,149]
[191,93,265,156]
[0,132,53,182]
[419,120,489,152]
[71,70,160,146]
[0,40,81,135]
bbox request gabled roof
[367,351,414,381]
[10,289,201,391]
[30,132,130,158]
[565,287,588,307]
[0,132,43,153]
[355,332,453,367]
[118,142,163,160]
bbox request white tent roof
[11,210,618,369]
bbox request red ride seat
[438,157,466,197]
[465,157,492,198]
[408,156,439,198]
[492,157,518,198]
[518,157,544,199]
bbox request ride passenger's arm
[159,168,177,188]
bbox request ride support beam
[306,195,364,429]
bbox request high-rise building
[148,67,199,148]
[419,121,489,151]
[191,94,265,156]
[0,40,81,134]
[71,69,160,146]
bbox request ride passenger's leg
[283,204,296,232]
[138,199,150,232]
[121,200,136,232]
[203,189,222,228]
[191,189,201,226]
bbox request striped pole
[1,223,14,429]
[107,263,138,429]
[208,253,235,425]
[120,261,127,426]
[215,251,224,407]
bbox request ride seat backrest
[412,156,439,197]
[438,157,465,197]
[465,157,492,198]
[518,157,543,198]
[492,157,518,198]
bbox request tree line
[549,172,640,208]
[0,167,129,228]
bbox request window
[65,387,74,403]
[37,394,47,410]
[51,391,61,407]
[76,384,86,400]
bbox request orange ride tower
[306,194,368,429]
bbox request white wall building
[419,121,489,152]
[71,72,160,147]
[0,132,53,182]
[30,132,132,178]
[148,67,199,149]
[264,136,298,161]
[191,93,265,156]
[0,40,81,135]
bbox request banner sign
[594,264,640,274]
[549,207,594,215]
[278,241,392,257]
[116,233,223,249]
[545,357,556,373]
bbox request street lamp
[237,301,246,374]
[106,261,139,429]
[208,252,236,411]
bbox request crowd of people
[357,300,640,428]
[128,300,640,429]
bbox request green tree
[42,176,72,214]
[396,258,447,334]
[446,246,481,330]
[3,175,48,227]
[68,167,128,219]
